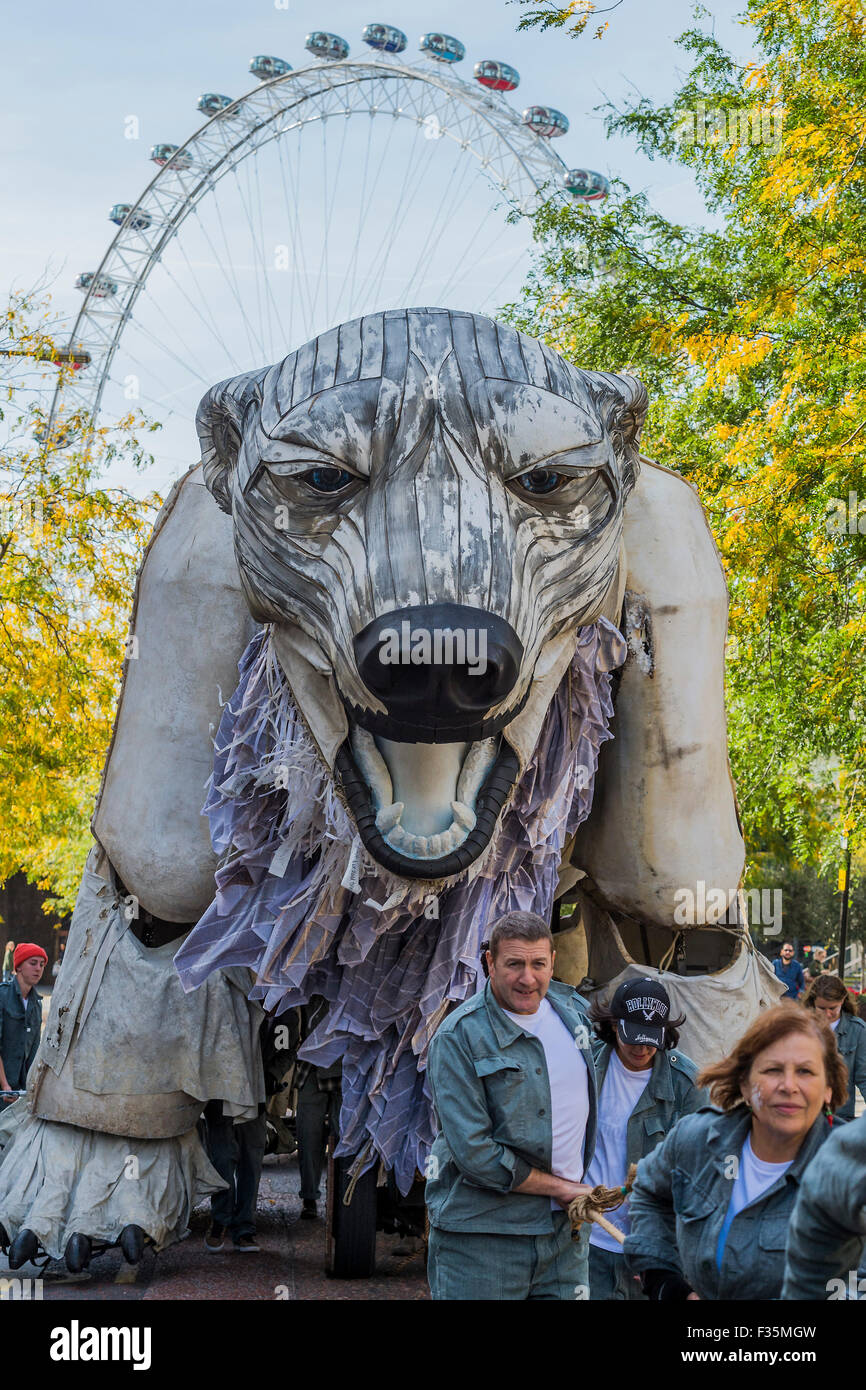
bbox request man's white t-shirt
[502,997,590,1206]
[830,1018,840,1032]
[584,1050,653,1251]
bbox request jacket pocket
[758,1214,789,1252]
[671,1172,716,1223]
[473,1055,522,1080]
[643,1115,667,1141]
[473,1056,527,1142]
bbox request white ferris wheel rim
[48,51,574,438]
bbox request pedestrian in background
[772,941,805,1000]
[425,910,597,1300]
[804,974,866,1120]
[202,1101,268,1252]
[624,1004,846,1300]
[585,978,705,1300]
[280,998,343,1220]
[296,1054,341,1220]
[1,941,14,986]
[0,944,46,1096]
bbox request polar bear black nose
[354,603,523,736]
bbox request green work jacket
[783,1112,866,1299]
[425,979,597,1235]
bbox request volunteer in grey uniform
[585,979,704,1300]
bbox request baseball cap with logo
[610,977,671,1049]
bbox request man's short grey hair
[487,911,554,961]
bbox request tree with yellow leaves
[508,0,866,917]
[0,289,160,913]
[515,0,623,42]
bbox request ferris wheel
[47,22,610,471]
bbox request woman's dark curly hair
[589,998,686,1051]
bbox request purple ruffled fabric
[175,620,625,1192]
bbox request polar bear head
[197,308,646,880]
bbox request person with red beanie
[0,944,47,1096]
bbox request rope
[658,932,683,974]
[342,1138,376,1207]
[567,1162,638,1246]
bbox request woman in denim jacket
[623,1004,848,1300]
[803,975,866,1121]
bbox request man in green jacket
[585,977,705,1299]
[425,910,598,1300]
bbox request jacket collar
[704,1104,831,1184]
[9,978,34,1010]
[484,979,527,1048]
[597,1042,675,1105]
[483,979,583,1049]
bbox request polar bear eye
[514,468,566,496]
[300,466,357,493]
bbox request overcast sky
[2,0,753,489]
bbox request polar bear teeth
[375,800,477,859]
[351,727,393,810]
[375,801,404,833]
[456,737,499,806]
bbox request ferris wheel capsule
[419,33,465,63]
[150,144,194,171]
[563,168,610,202]
[74,272,118,298]
[248,55,292,81]
[362,23,407,53]
[521,106,569,138]
[474,60,520,92]
[108,204,153,231]
[306,31,350,62]
[50,350,91,370]
[197,93,236,118]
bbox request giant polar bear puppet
[0,308,782,1273]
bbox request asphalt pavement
[0,1152,429,1302]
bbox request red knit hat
[12,943,47,971]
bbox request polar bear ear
[196,370,266,515]
[581,370,649,501]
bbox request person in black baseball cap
[584,977,705,1301]
[610,978,673,1054]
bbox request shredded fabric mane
[175,620,625,1192]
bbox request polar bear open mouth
[335,726,521,880]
